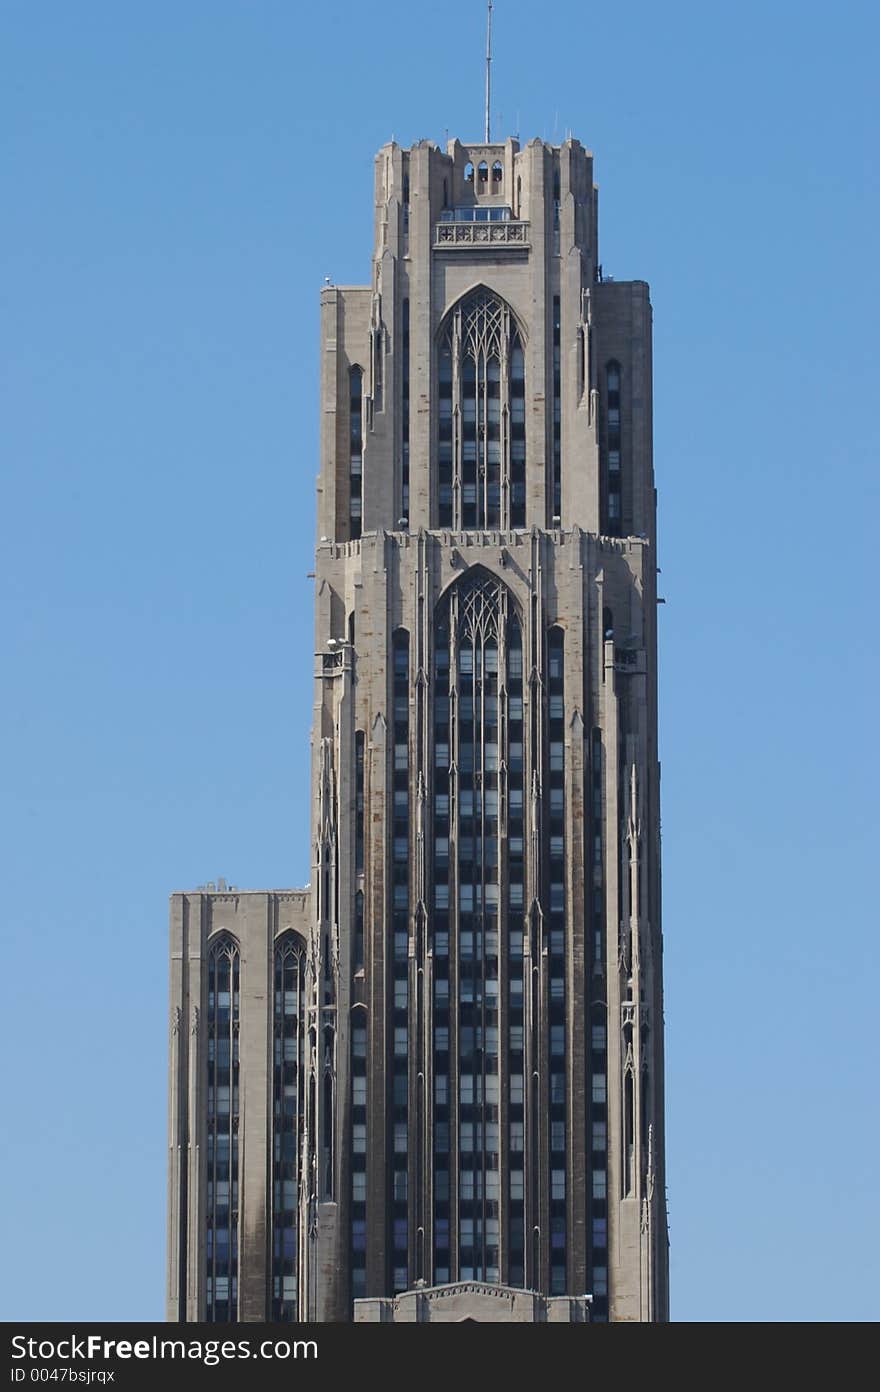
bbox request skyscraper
[168,133,668,1324]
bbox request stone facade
[168,135,668,1324]
[355,1281,590,1323]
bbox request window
[437,291,526,529]
[552,296,561,516]
[401,298,410,517]
[207,935,241,1322]
[355,733,365,874]
[349,366,364,539]
[605,361,622,534]
[432,575,520,1233]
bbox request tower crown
[318,134,652,546]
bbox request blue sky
[1,0,877,1322]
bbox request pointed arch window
[437,290,526,531]
[432,569,522,1285]
[205,934,240,1322]
[271,933,306,1320]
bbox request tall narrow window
[552,296,561,522]
[271,934,306,1320]
[205,935,240,1322]
[401,299,410,522]
[605,361,621,535]
[355,731,365,875]
[437,290,526,531]
[546,627,566,1292]
[350,1009,368,1297]
[438,333,453,527]
[350,366,363,539]
[505,612,525,1286]
[391,630,410,1289]
[589,727,608,1319]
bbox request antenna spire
[484,0,493,143]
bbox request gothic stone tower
[167,135,669,1325]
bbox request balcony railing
[434,220,530,249]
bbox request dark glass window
[546,627,566,1274]
[432,571,523,1286]
[355,731,365,874]
[271,934,306,1320]
[390,629,410,1285]
[604,361,622,535]
[437,291,526,531]
[552,297,562,521]
[350,365,364,539]
[206,936,240,1322]
[401,298,410,522]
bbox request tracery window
[205,934,239,1321]
[271,933,306,1320]
[432,570,521,1285]
[437,290,526,531]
